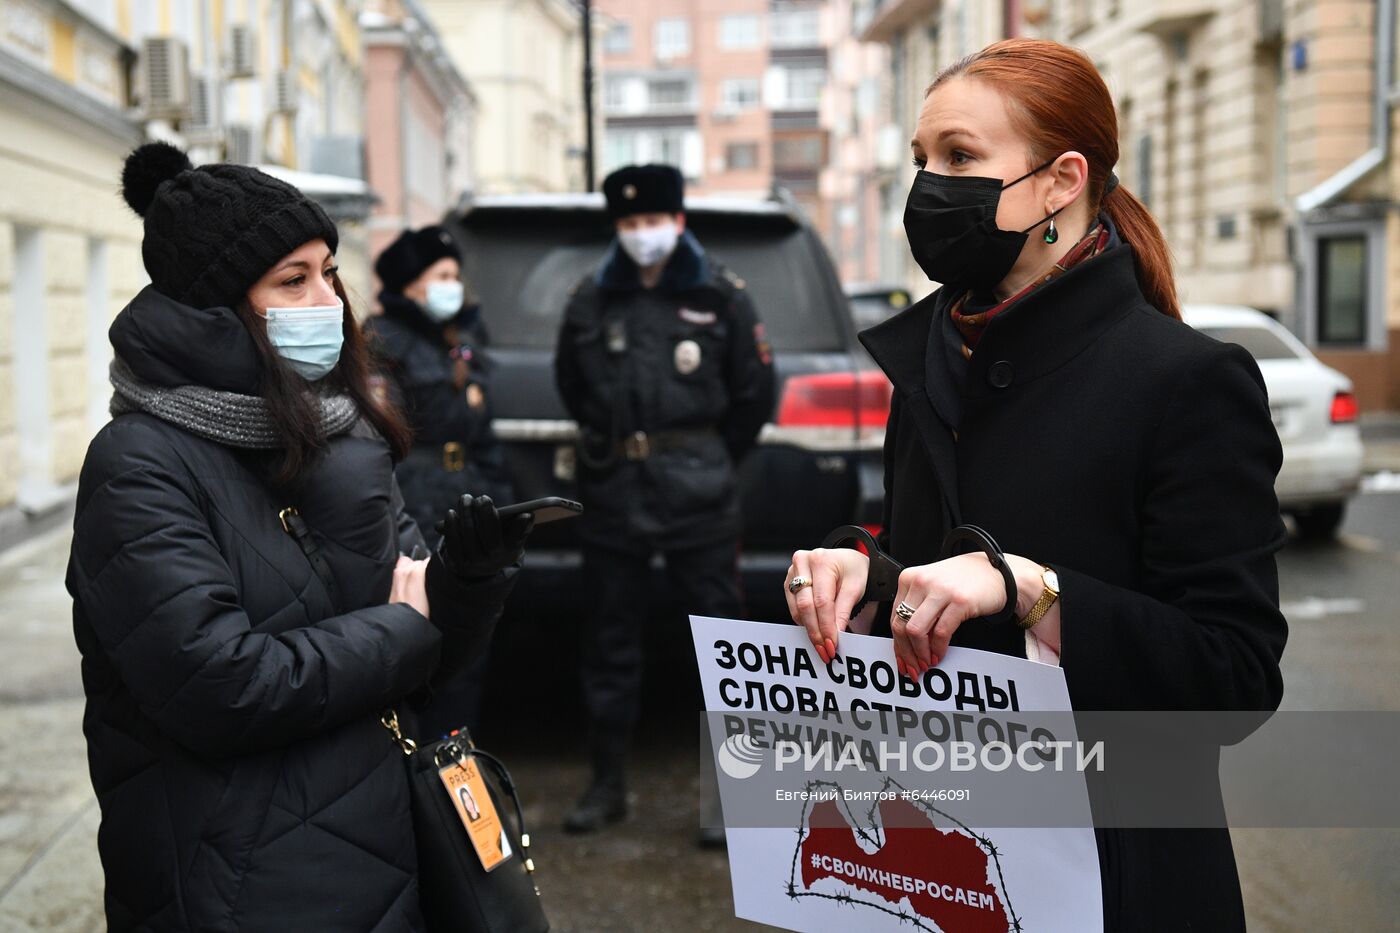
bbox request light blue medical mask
[265,299,344,381]
[423,280,465,322]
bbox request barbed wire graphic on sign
[782,775,1024,933]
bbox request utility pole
[581,0,596,192]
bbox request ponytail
[1102,185,1180,320]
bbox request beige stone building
[857,0,1399,410]
[0,0,377,545]
[1,0,146,545]
[1034,0,1395,409]
[422,0,598,194]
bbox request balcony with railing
[1132,0,1218,39]
[855,0,939,44]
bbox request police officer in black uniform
[554,164,776,833]
[366,225,514,737]
[366,225,513,543]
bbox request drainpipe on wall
[398,19,413,228]
[1294,0,1394,215]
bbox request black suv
[448,192,888,620]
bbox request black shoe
[563,782,628,833]
[696,825,727,849]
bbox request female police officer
[786,39,1287,931]
[367,225,513,542]
[555,164,775,833]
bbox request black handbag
[277,504,549,933]
[383,711,551,933]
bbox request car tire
[1294,503,1346,540]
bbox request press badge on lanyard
[438,751,514,871]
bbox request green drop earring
[1044,216,1059,245]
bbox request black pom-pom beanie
[120,141,339,310]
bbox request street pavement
[5,423,1400,931]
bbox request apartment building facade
[595,0,889,284]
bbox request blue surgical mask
[424,280,465,322]
[265,299,344,381]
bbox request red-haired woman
[785,39,1285,930]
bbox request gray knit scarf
[109,356,360,449]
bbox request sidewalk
[0,524,748,933]
[1361,414,1400,473]
[0,527,103,933]
[6,422,1400,930]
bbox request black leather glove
[432,494,533,581]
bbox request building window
[1070,0,1095,33]
[604,132,637,171]
[1317,236,1368,345]
[1135,132,1152,209]
[654,130,686,166]
[770,7,820,48]
[779,65,825,109]
[719,15,761,50]
[774,133,826,170]
[726,142,759,170]
[655,19,690,59]
[648,79,692,110]
[604,22,631,55]
[604,76,628,113]
[605,128,701,178]
[720,78,760,112]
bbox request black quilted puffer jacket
[66,287,516,931]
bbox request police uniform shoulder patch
[719,267,746,290]
[753,322,773,366]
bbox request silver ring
[788,576,811,595]
[894,601,917,622]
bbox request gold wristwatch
[1018,566,1060,630]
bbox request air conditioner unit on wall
[228,24,257,79]
[140,36,191,120]
[225,124,255,164]
[185,74,217,133]
[271,69,299,114]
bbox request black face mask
[902,159,1064,291]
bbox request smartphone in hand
[495,496,584,525]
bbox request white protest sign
[691,615,1102,933]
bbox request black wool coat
[364,293,513,536]
[859,240,1288,932]
[66,286,515,932]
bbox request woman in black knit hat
[65,142,534,932]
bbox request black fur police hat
[374,225,463,293]
[602,164,684,221]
